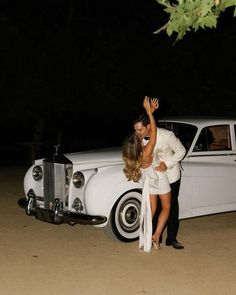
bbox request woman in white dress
[122,96,171,252]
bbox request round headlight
[32,165,43,181]
[73,171,85,188]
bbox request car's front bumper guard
[18,197,107,225]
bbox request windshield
[158,122,198,151]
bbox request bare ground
[0,166,236,295]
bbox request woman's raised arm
[143,96,159,156]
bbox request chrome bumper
[18,197,107,225]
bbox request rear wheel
[104,190,142,242]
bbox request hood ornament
[54,144,60,155]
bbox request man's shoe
[166,239,184,249]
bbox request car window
[193,125,231,152]
[158,122,197,151]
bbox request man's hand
[155,161,167,172]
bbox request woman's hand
[150,98,159,113]
[143,96,151,114]
[143,96,159,115]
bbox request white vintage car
[18,117,236,242]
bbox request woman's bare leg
[152,192,171,245]
[150,194,158,218]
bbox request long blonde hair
[122,132,142,182]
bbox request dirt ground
[0,166,236,295]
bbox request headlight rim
[32,165,43,181]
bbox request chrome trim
[189,153,236,158]
[43,160,72,210]
[17,198,106,225]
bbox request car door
[184,123,236,217]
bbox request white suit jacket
[153,128,186,184]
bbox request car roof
[159,116,236,126]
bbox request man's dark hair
[133,113,150,126]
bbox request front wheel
[104,190,142,242]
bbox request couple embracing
[122,97,186,252]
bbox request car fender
[84,164,142,218]
[24,164,43,198]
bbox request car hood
[65,147,123,169]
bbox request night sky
[1,0,236,164]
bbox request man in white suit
[134,113,186,249]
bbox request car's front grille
[43,160,72,210]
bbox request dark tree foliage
[155,0,236,41]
